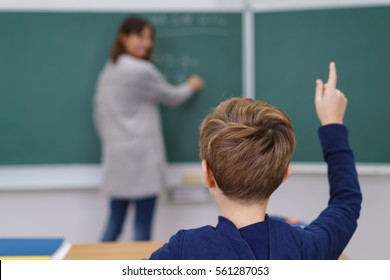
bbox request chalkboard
[0,12,242,164]
[255,6,390,163]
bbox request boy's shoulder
[151,215,326,260]
[151,217,304,260]
[173,224,220,248]
[149,225,217,260]
[158,221,252,260]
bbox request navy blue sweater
[150,124,362,259]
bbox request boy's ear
[202,160,217,189]
[282,164,292,183]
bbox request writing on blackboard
[147,14,228,28]
[154,52,200,83]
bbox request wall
[0,0,389,260]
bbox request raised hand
[315,62,347,125]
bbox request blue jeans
[101,195,157,241]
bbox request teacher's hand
[186,75,205,92]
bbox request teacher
[94,17,204,241]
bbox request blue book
[0,238,66,259]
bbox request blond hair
[199,98,295,202]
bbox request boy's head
[199,98,295,203]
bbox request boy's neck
[217,197,268,229]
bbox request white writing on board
[154,52,200,83]
[147,14,228,28]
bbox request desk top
[64,241,349,260]
[64,242,165,260]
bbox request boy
[150,62,362,259]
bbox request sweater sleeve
[143,63,194,106]
[149,230,185,260]
[301,124,362,259]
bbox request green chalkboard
[0,12,242,164]
[255,6,390,163]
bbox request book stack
[0,238,71,260]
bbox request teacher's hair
[111,17,154,63]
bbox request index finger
[327,62,337,89]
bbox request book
[0,238,71,260]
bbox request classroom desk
[63,242,348,260]
[63,242,165,260]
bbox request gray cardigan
[94,54,193,198]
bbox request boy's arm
[301,62,362,259]
[302,124,361,259]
